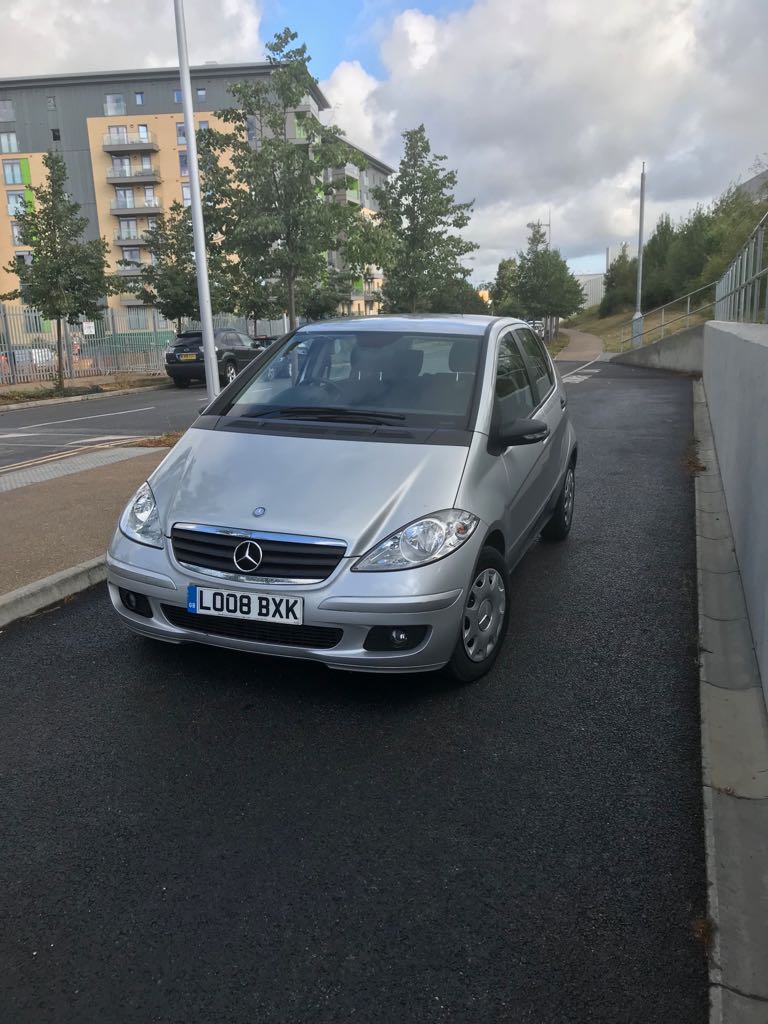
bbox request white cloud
[2,0,263,74]
[323,0,768,281]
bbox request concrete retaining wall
[612,325,703,373]
[704,321,768,692]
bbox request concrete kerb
[0,382,171,413]
[694,380,768,1020]
[0,556,106,630]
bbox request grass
[546,332,570,358]
[134,431,183,448]
[0,375,165,407]
[567,302,712,353]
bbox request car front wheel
[446,546,510,683]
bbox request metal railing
[102,131,157,147]
[0,304,288,386]
[617,282,716,350]
[110,197,162,211]
[107,166,160,180]
[714,210,768,323]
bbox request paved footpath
[0,362,708,1023]
[555,327,604,363]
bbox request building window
[137,124,149,141]
[0,100,15,121]
[3,160,22,184]
[174,88,182,103]
[143,185,156,206]
[199,120,209,132]
[179,151,188,176]
[295,116,307,139]
[51,128,61,142]
[118,217,138,239]
[6,190,25,215]
[145,216,159,232]
[0,132,18,153]
[11,221,22,244]
[111,156,130,176]
[46,96,56,111]
[196,87,206,101]
[127,306,149,329]
[176,122,186,145]
[104,93,125,115]
[115,187,134,209]
[140,154,152,171]
[134,91,144,106]
[16,251,33,266]
[108,124,128,142]
[122,247,141,264]
[181,184,192,207]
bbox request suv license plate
[178,352,197,361]
[187,585,303,624]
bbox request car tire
[446,545,510,683]
[541,461,575,542]
[172,377,190,389]
[223,360,237,386]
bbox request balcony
[102,131,159,153]
[110,197,164,216]
[106,165,161,185]
[113,231,149,246]
[115,263,145,276]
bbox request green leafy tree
[516,222,584,325]
[599,244,637,316]
[642,214,676,308]
[126,201,222,331]
[427,276,489,314]
[0,151,115,389]
[490,257,523,316]
[373,125,478,312]
[296,268,356,321]
[199,27,373,328]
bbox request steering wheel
[297,377,344,400]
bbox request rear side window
[495,331,535,420]
[515,327,554,403]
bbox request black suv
[165,329,268,388]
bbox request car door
[514,326,567,510]
[494,329,547,553]
[236,332,258,370]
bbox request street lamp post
[631,162,646,349]
[172,0,219,401]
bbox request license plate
[187,585,303,624]
[178,352,197,361]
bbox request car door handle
[560,395,567,409]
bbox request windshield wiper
[246,406,406,425]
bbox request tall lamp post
[631,161,646,348]
[172,0,219,400]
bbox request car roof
[297,314,527,337]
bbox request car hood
[149,425,471,556]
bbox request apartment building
[0,64,392,322]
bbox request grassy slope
[568,303,711,352]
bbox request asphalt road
[0,361,708,1023]
[0,384,204,469]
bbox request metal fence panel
[0,305,288,386]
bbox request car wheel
[172,377,190,389]
[446,546,510,683]
[223,360,237,385]
[541,461,575,541]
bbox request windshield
[221,330,485,427]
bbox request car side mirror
[496,417,549,447]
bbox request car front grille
[162,606,343,649]
[171,525,346,582]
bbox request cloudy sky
[5,0,766,280]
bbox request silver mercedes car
[107,316,576,682]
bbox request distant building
[575,273,605,309]
[738,169,768,202]
[0,64,392,321]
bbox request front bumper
[106,527,483,673]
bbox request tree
[199,28,372,328]
[490,257,522,316]
[427,276,489,314]
[642,213,676,308]
[296,268,356,321]
[126,202,202,330]
[0,151,115,389]
[599,244,637,316]
[373,125,478,312]
[516,222,584,326]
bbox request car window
[514,327,554,403]
[495,330,535,420]
[238,333,253,347]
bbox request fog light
[363,625,429,652]
[119,588,153,618]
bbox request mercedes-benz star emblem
[233,540,263,574]
[252,506,266,518]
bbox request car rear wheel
[171,377,190,389]
[541,461,575,541]
[446,546,510,683]
[223,360,237,385]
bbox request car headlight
[119,481,164,548]
[353,509,479,571]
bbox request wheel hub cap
[462,568,507,663]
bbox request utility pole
[173,0,219,400]
[631,161,646,348]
